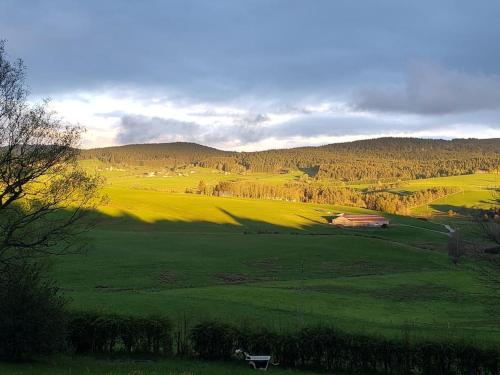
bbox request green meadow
[396,173,499,215]
[44,167,500,344]
[81,160,301,193]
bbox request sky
[1,0,500,150]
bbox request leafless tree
[447,230,463,265]
[0,41,102,269]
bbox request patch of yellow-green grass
[382,174,500,215]
[411,190,497,216]
[81,161,304,193]
[94,168,446,231]
[99,187,365,228]
[97,188,446,239]
[399,173,500,190]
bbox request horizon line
[81,135,497,153]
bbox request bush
[0,263,68,360]
[190,321,237,360]
[68,312,172,355]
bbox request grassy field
[81,160,302,193]
[3,169,499,374]
[41,168,500,344]
[349,173,499,217]
[85,160,499,215]
[396,173,499,216]
[0,356,320,375]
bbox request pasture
[46,168,500,344]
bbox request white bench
[236,349,274,370]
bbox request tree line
[201,180,458,214]
[80,138,500,182]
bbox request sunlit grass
[45,166,500,344]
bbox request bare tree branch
[0,41,103,269]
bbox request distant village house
[332,213,389,228]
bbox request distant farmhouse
[332,213,389,228]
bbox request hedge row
[68,312,172,355]
[65,314,500,374]
[190,321,500,375]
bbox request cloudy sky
[1,0,500,150]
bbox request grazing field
[45,168,500,344]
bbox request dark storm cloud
[116,106,500,147]
[2,0,500,102]
[2,1,500,147]
[116,113,269,145]
[114,112,421,146]
[353,63,500,115]
[269,115,403,138]
[116,115,202,144]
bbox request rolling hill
[80,137,500,181]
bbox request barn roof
[337,214,388,222]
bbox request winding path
[393,223,451,236]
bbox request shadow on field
[88,207,320,234]
[430,202,498,217]
[80,205,451,253]
[430,204,478,216]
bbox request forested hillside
[80,138,500,182]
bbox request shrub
[68,312,172,355]
[189,320,500,374]
[0,263,68,360]
[190,321,237,360]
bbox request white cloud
[44,88,500,151]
